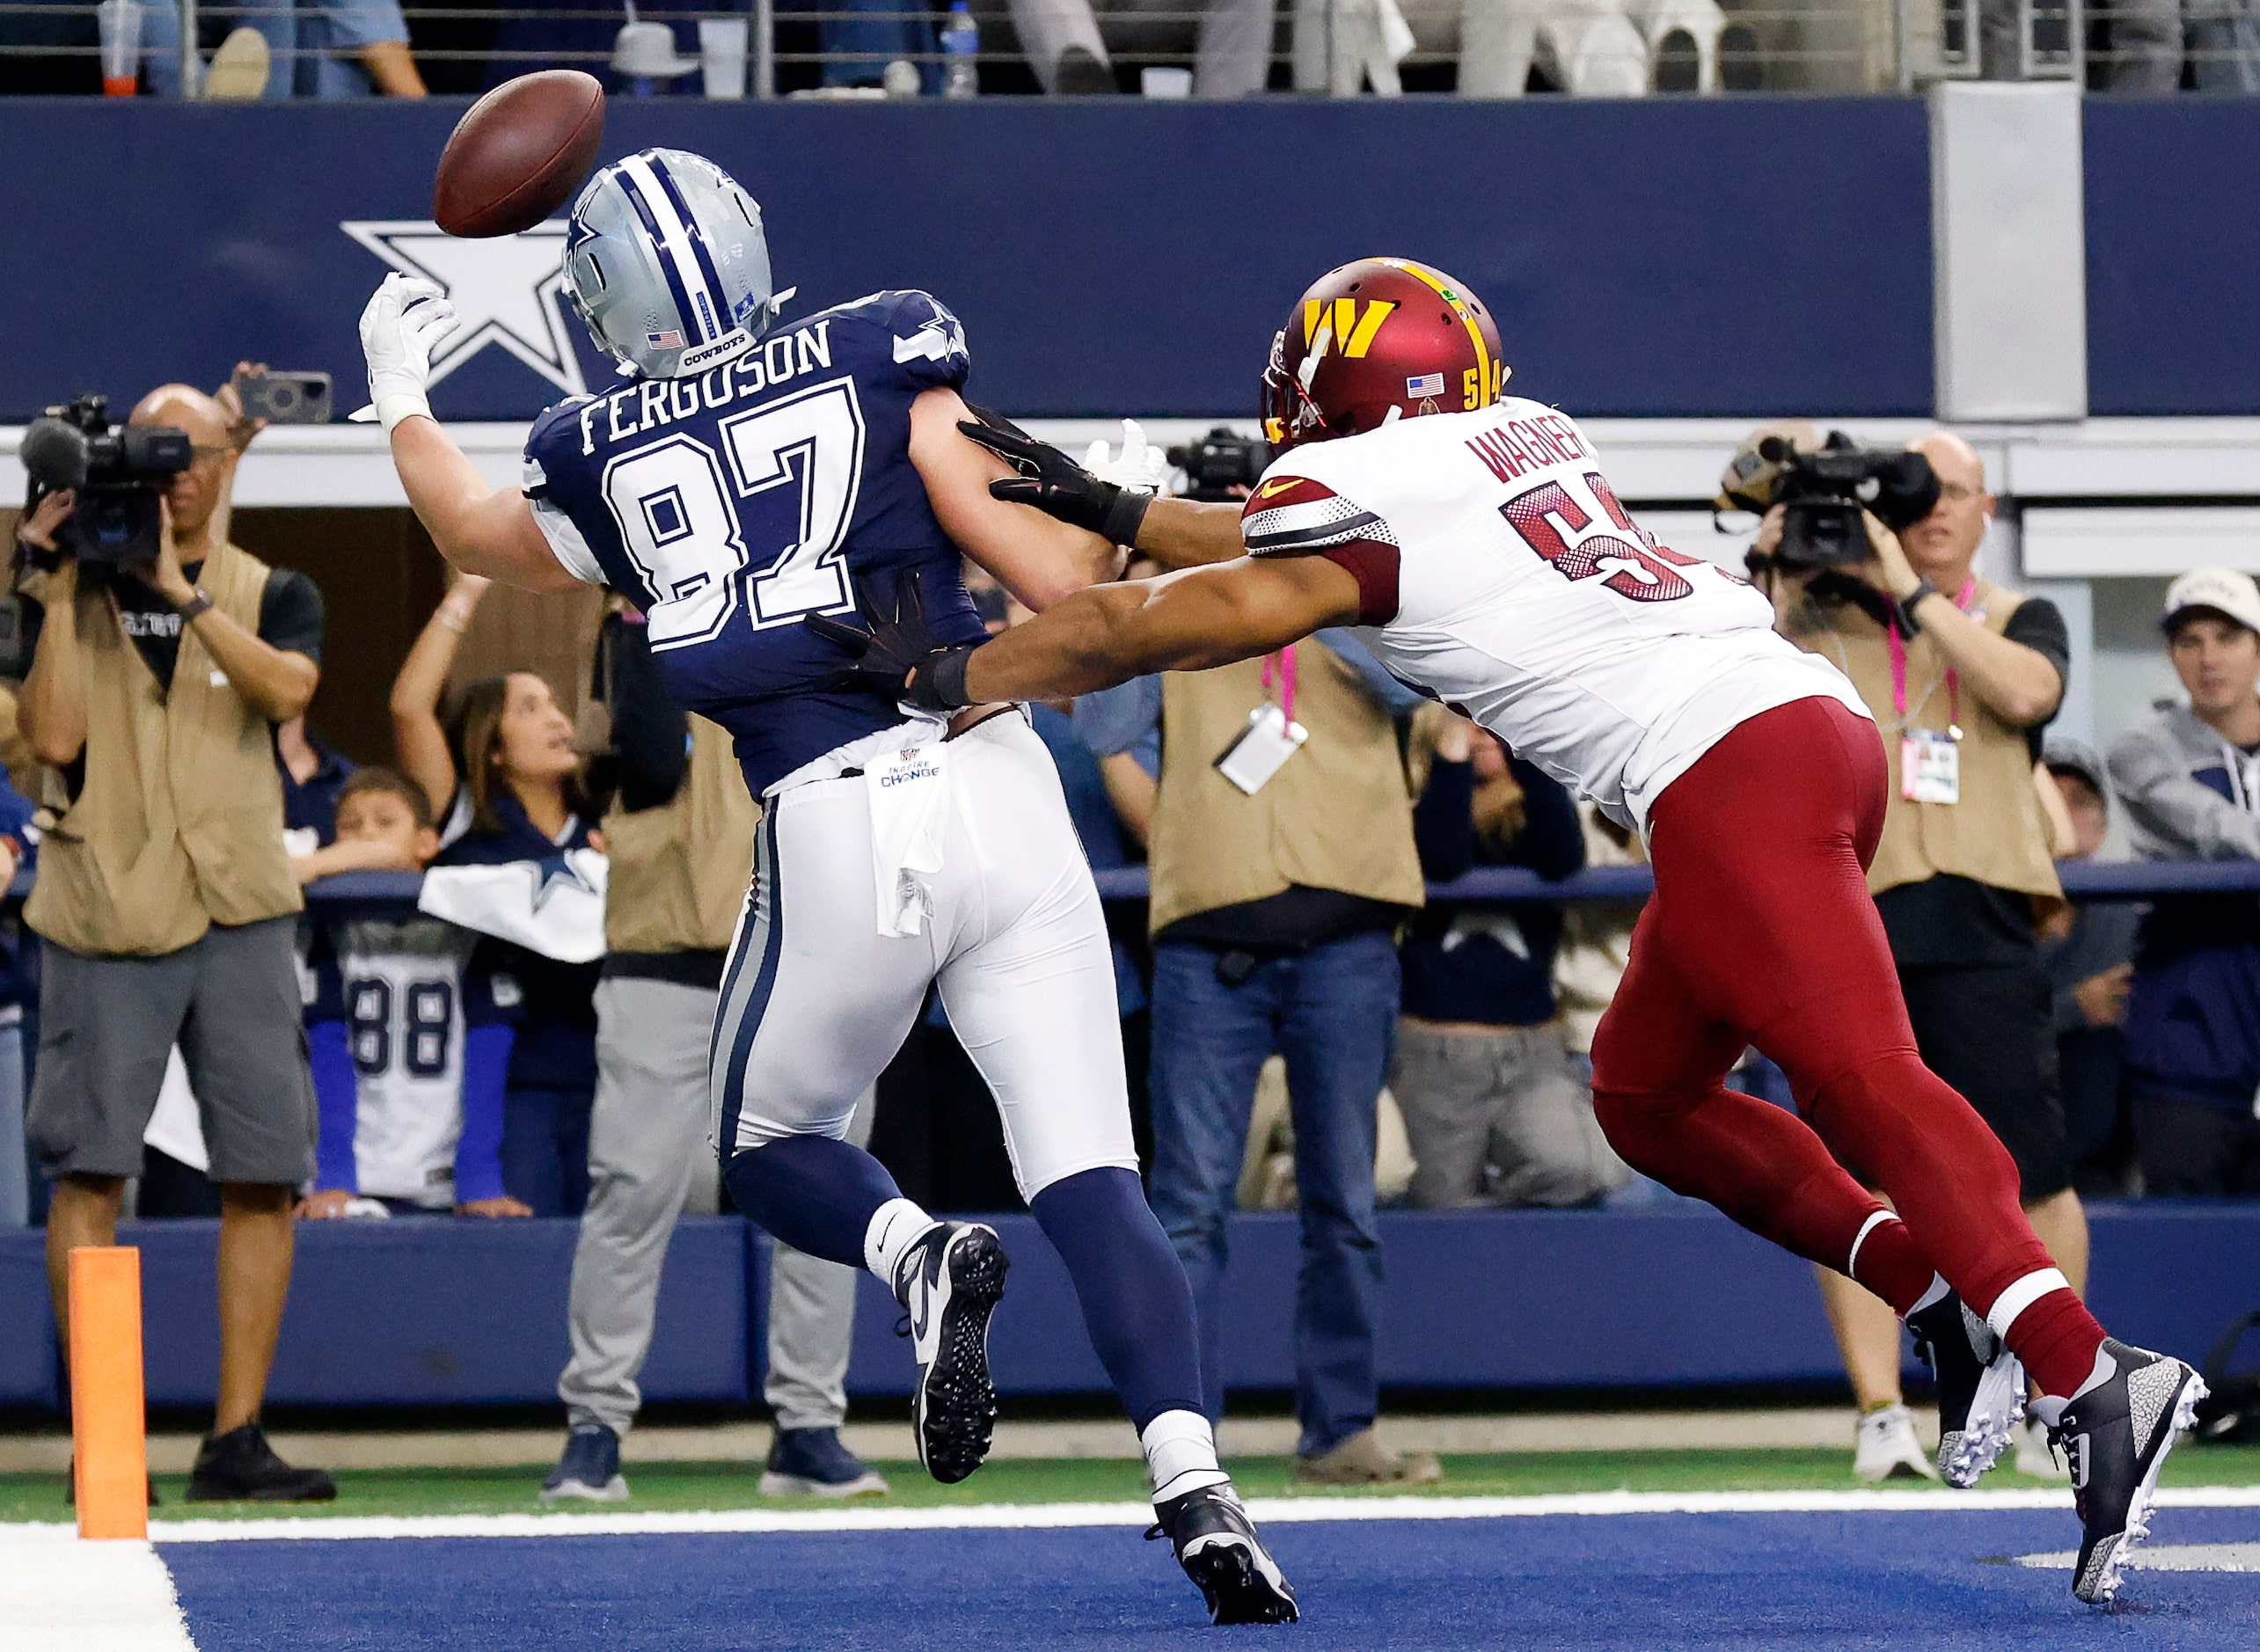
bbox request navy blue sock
[1029,1166,1205,1431]
[723,1137,904,1270]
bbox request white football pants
[709,711,1137,1201]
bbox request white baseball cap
[2162,567,2260,635]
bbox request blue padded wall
[4,1205,2252,1412]
[133,1216,747,1407]
[0,97,1930,421]
[2086,99,2260,416]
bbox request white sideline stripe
[0,1530,198,1648]
[2015,1542,2260,1573]
[0,1485,2244,1546]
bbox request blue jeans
[0,1022,24,1225]
[1147,931,1399,1458]
[503,1084,594,1217]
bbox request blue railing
[6,857,2235,914]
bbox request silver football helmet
[562,148,791,380]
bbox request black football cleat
[2047,1339,2207,1604]
[893,1222,1008,1485]
[1908,1288,2025,1488]
[1149,1483,1299,1625]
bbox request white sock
[864,1198,940,1289]
[1143,1408,1230,1504]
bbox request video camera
[1167,428,1270,503]
[19,393,194,567]
[1719,430,1941,571]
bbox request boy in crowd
[294,770,529,1218]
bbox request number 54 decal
[1501,471,1704,602]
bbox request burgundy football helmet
[1260,258,1509,451]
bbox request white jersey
[318,918,481,1208]
[1242,399,1869,830]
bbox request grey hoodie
[2106,703,2260,863]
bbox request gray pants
[1390,1019,1627,1210]
[560,975,865,1436]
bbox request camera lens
[268,382,301,416]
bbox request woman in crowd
[391,575,604,1217]
[1393,712,1624,1210]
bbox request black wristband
[910,645,978,713]
[176,589,214,623]
[1893,578,1939,636]
[1100,487,1152,551]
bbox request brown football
[433,70,606,238]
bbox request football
[432,69,606,238]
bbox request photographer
[1739,426,2083,1482]
[15,384,333,1502]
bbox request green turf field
[6,1444,2258,1524]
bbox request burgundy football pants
[1589,695,2104,1398]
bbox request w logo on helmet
[1303,297,1396,360]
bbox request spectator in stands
[14,382,333,1501]
[2037,740,2139,1197]
[392,576,603,1217]
[295,768,527,1219]
[1079,633,1440,1487]
[2095,0,2260,92]
[135,0,426,98]
[991,0,1278,95]
[1396,710,1625,1209]
[277,714,357,849]
[1749,427,2084,1483]
[2106,568,2260,1197]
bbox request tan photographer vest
[26,542,303,958]
[602,713,758,954]
[1146,640,1426,939]
[1819,581,2062,910]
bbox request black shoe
[2046,1339,2206,1604]
[185,1422,337,1503]
[1908,1287,2024,1488]
[893,1222,1008,1484]
[63,1461,157,1507]
[1148,1483,1299,1625]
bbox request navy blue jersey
[523,289,987,793]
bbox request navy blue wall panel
[133,1216,747,1407]
[0,1232,57,1406]
[2087,99,2260,416]
[4,97,1931,422]
[5,1204,2250,1412]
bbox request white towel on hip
[868,744,952,938]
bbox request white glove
[1081,418,1172,495]
[352,273,461,433]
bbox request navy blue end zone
[160,1505,2260,1650]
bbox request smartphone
[234,369,333,425]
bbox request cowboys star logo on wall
[343,221,588,398]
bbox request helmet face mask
[563,148,791,382]
[1260,258,1510,451]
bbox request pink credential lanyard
[1887,579,1977,734]
[1262,643,1298,723]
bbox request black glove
[804,581,981,714]
[958,413,1152,549]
